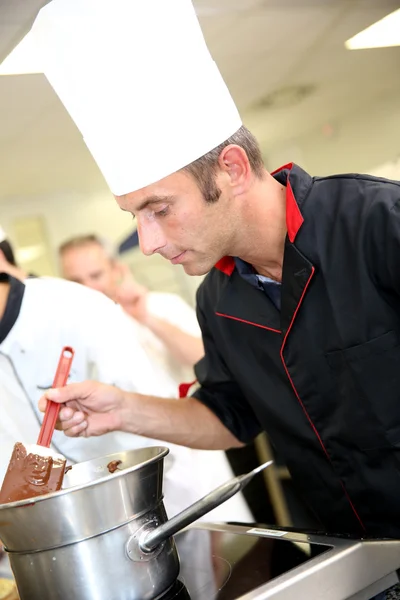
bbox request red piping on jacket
[178,380,197,399]
[279,266,366,532]
[216,312,281,334]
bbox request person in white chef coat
[0,236,252,596]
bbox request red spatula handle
[37,346,75,447]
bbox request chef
[0,250,252,595]
[31,2,400,599]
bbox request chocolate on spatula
[0,442,66,504]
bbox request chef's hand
[38,381,125,437]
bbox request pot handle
[139,460,273,553]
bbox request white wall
[263,90,400,177]
[0,189,131,257]
[369,156,400,180]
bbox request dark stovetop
[160,580,191,599]
[158,524,332,600]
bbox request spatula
[0,346,75,504]
[37,346,75,448]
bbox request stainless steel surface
[12,507,179,600]
[0,448,269,600]
[0,446,168,551]
[0,447,177,600]
[126,520,167,562]
[140,460,273,553]
[191,522,400,600]
[6,447,399,600]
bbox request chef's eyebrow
[136,195,175,211]
[119,195,174,217]
[120,194,175,214]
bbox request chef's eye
[155,207,169,217]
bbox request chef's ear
[218,145,252,195]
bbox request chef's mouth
[170,251,187,265]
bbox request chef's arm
[119,391,241,449]
[38,382,243,450]
[144,314,204,365]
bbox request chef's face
[116,166,240,276]
[60,243,119,299]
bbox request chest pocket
[326,330,400,447]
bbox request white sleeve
[77,292,177,397]
[0,431,17,484]
[0,395,22,483]
[0,360,45,483]
[147,293,201,337]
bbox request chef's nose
[137,219,167,256]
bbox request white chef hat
[0,226,7,244]
[29,0,242,196]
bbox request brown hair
[58,234,102,256]
[183,125,265,203]
[59,234,116,262]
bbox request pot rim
[0,445,169,511]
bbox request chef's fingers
[59,407,85,424]
[38,393,81,414]
[52,406,84,431]
[57,406,75,420]
[45,381,93,403]
[38,395,47,413]
[58,415,88,437]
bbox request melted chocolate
[0,443,66,504]
[107,460,122,474]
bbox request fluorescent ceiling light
[345,8,400,50]
[0,33,42,75]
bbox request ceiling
[0,0,399,200]
[0,0,50,65]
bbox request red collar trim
[270,162,304,243]
[215,256,235,276]
[215,163,304,274]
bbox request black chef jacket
[193,163,400,538]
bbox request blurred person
[58,234,120,299]
[0,270,252,595]
[59,234,204,381]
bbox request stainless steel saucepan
[0,446,272,600]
